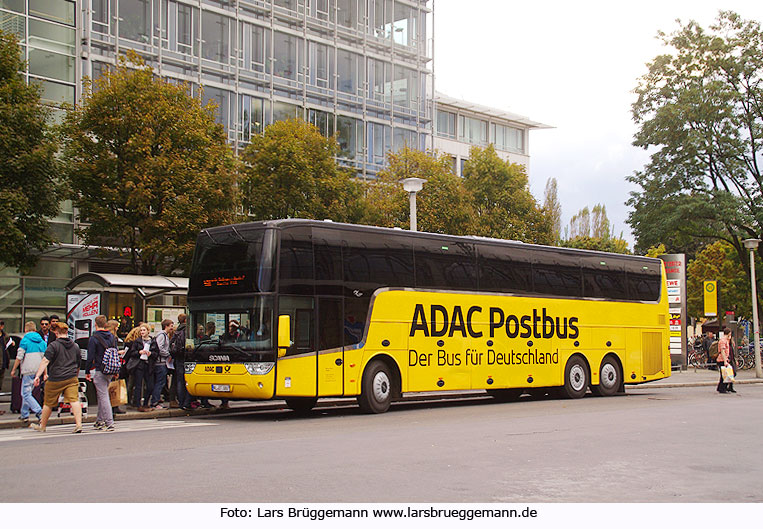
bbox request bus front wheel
[358,360,393,414]
[562,356,589,399]
[285,397,318,413]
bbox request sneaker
[18,416,30,423]
[728,388,737,393]
[72,427,83,434]
[93,421,105,430]
[153,404,166,410]
[105,424,115,431]
[30,423,46,432]
[35,411,41,420]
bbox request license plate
[211,384,231,393]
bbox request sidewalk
[1,368,761,430]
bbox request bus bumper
[185,362,275,399]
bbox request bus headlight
[184,362,196,374]
[244,362,274,375]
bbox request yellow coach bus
[184,219,670,413]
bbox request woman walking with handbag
[717,328,735,393]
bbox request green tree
[364,147,474,234]
[628,11,763,274]
[563,203,630,253]
[0,30,60,273]
[543,177,562,242]
[463,145,552,243]
[61,53,238,275]
[240,118,364,223]
[686,240,756,320]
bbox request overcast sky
[434,0,763,247]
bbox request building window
[337,49,363,96]
[308,108,334,137]
[241,22,268,73]
[490,123,525,153]
[201,11,231,64]
[240,94,267,141]
[392,65,417,109]
[458,115,487,146]
[336,0,365,31]
[308,40,331,88]
[29,0,75,26]
[273,31,301,80]
[367,121,390,166]
[119,0,151,43]
[337,115,363,161]
[392,1,417,47]
[1,0,25,14]
[368,58,391,103]
[393,127,416,153]
[272,100,299,123]
[28,48,74,83]
[92,0,110,34]
[202,86,233,132]
[436,110,456,139]
[370,0,392,39]
[460,158,468,177]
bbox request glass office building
[0,0,433,333]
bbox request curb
[2,378,762,430]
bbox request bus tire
[487,388,522,402]
[592,356,621,397]
[285,397,318,413]
[562,356,589,399]
[358,359,393,414]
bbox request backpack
[708,340,719,361]
[149,336,160,357]
[170,328,185,359]
[96,334,121,375]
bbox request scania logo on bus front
[209,355,230,362]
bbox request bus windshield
[190,296,274,356]
[188,226,275,296]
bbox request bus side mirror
[278,315,291,358]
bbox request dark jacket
[1,330,8,370]
[172,323,187,362]
[39,330,56,347]
[45,337,80,382]
[86,330,116,374]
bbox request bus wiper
[202,229,218,244]
[193,339,218,351]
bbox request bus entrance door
[317,298,344,396]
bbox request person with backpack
[171,313,192,410]
[85,315,119,431]
[150,319,174,409]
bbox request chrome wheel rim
[570,364,586,392]
[372,371,390,403]
[601,363,617,389]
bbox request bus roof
[200,219,659,265]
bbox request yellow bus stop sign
[704,281,717,317]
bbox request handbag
[722,365,735,383]
[125,355,141,373]
[108,379,128,406]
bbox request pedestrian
[0,319,11,402]
[125,324,154,412]
[150,318,174,409]
[106,318,126,415]
[726,328,737,394]
[171,314,192,410]
[716,328,735,394]
[85,315,117,431]
[701,331,715,367]
[9,321,45,422]
[31,322,83,433]
[38,316,54,346]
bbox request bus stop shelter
[65,273,188,340]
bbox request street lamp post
[743,238,762,378]
[400,177,426,231]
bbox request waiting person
[172,314,191,410]
[0,320,11,401]
[150,318,174,409]
[85,315,117,431]
[32,323,82,434]
[125,324,153,411]
[105,318,126,415]
[10,321,45,422]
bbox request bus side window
[415,239,477,291]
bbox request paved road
[1,384,761,502]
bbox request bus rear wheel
[285,397,318,413]
[591,356,621,397]
[358,360,393,414]
[562,356,589,399]
[487,388,523,402]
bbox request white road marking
[0,419,216,443]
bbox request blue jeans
[151,363,168,406]
[175,365,191,408]
[20,374,42,419]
